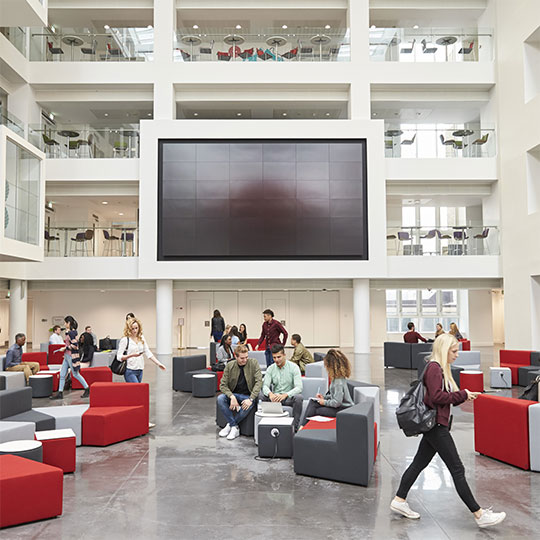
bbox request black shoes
[81,388,90,398]
[50,391,63,400]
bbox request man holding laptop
[260,344,304,431]
[218,344,263,440]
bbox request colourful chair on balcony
[47,41,64,60]
[113,141,128,158]
[473,228,490,254]
[102,230,120,256]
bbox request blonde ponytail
[429,333,459,391]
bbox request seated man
[85,326,98,350]
[261,344,304,431]
[217,344,262,440]
[290,333,314,375]
[49,325,64,345]
[403,322,427,344]
[5,333,40,383]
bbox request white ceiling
[46,196,139,223]
[48,8,153,29]
[37,101,153,124]
[369,8,486,28]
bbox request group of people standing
[403,321,464,344]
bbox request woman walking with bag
[117,317,166,383]
[391,333,506,529]
[50,316,89,400]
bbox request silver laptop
[260,402,284,415]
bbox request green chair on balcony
[42,134,60,157]
[113,141,128,158]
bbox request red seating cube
[500,350,532,385]
[460,370,484,392]
[72,366,113,389]
[0,454,63,528]
[206,367,224,388]
[48,344,64,365]
[35,429,76,473]
[22,352,48,371]
[459,339,471,351]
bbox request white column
[348,0,370,119]
[9,279,27,348]
[156,279,173,355]
[353,279,370,354]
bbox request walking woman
[117,317,166,383]
[391,333,506,529]
[301,349,354,426]
[51,316,89,400]
[211,310,225,342]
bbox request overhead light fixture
[236,112,242,117]
[147,113,152,117]
[49,112,55,120]
[325,24,331,29]
[147,25,153,29]
[372,112,377,116]
[118,212,124,216]
[235,24,242,30]
[282,112,288,117]
[193,24,199,29]
[104,25,110,30]
[282,24,288,29]
[100,290,106,293]
[370,25,376,30]
[102,201,108,205]
[104,113,109,117]
[193,112,199,117]
[413,25,419,29]
[325,112,330,117]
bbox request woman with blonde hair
[300,349,354,427]
[391,333,506,529]
[117,317,166,383]
[449,322,464,340]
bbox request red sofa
[22,352,48,371]
[499,350,532,385]
[48,344,64,365]
[72,366,112,389]
[0,455,63,528]
[474,394,536,470]
[82,382,149,446]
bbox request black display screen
[158,139,368,260]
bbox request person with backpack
[391,333,506,529]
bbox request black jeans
[301,400,345,426]
[396,424,480,513]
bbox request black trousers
[396,424,480,513]
[301,400,345,426]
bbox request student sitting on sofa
[403,322,427,343]
[301,349,354,427]
[290,333,314,375]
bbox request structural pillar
[9,279,27,347]
[156,279,173,355]
[353,278,370,354]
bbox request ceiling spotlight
[193,112,199,117]
[102,201,108,205]
[325,112,330,117]
[104,113,109,117]
[282,24,288,29]
[325,24,331,29]
[282,112,288,117]
[370,25,376,30]
[118,212,124,216]
[372,112,377,116]
[147,113,152,117]
[236,112,242,117]
[104,25,110,30]
[193,24,199,29]
[413,24,419,29]
[147,25,153,29]
[235,24,242,30]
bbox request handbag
[395,363,437,437]
[110,337,129,376]
[518,375,540,401]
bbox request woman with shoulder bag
[117,317,166,383]
[391,333,506,529]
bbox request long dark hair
[230,325,242,339]
[213,309,221,318]
[220,333,232,354]
[64,315,78,331]
[239,323,247,339]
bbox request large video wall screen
[158,139,368,260]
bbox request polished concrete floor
[6,346,539,539]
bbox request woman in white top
[117,317,166,383]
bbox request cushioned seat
[305,361,325,378]
[500,350,532,385]
[34,405,89,446]
[0,371,26,390]
[518,366,540,387]
[0,439,43,462]
[0,420,35,443]
[0,387,55,431]
[72,366,113,389]
[529,404,540,472]
[35,428,76,473]
[4,410,55,431]
[91,351,116,368]
[216,399,257,436]
[172,355,207,392]
[453,350,481,370]
[22,352,48,371]
[384,342,411,369]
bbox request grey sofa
[172,355,210,392]
[313,352,325,363]
[294,402,374,486]
[0,388,55,431]
[384,342,433,369]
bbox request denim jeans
[124,368,143,383]
[265,348,273,368]
[212,331,224,343]
[217,393,254,427]
[59,352,88,392]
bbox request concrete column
[353,278,370,354]
[9,279,27,347]
[156,279,173,355]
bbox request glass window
[421,290,437,314]
[401,290,418,314]
[441,290,458,313]
[386,290,397,314]
[400,318,417,332]
[402,207,415,227]
[419,318,437,333]
[387,318,400,333]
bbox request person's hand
[241,398,252,410]
[229,396,239,410]
[269,392,278,403]
[315,393,324,400]
[158,363,166,371]
[130,352,143,358]
[276,393,288,402]
[59,347,66,352]
[318,398,325,406]
[466,389,480,401]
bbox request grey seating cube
[0,371,25,390]
[305,361,325,378]
[29,374,53,398]
[453,351,481,369]
[531,352,540,367]
[209,342,217,366]
[0,439,43,462]
[384,342,411,369]
[489,367,512,389]
[313,352,325,363]
[0,387,55,431]
[248,351,267,368]
[0,375,5,391]
[518,366,540,387]
[0,420,35,443]
[525,370,540,386]
[172,355,207,392]
[258,417,294,458]
[294,402,374,486]
[34,404,89,445]
[192,373,217,397]
[92,351,116,368]
[216,399,257,436]
[411,343,432,369]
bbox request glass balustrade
[0,109,25,138]
[44,225,138,257]
[29,26,153,62]
[0,27,27,56]
[28,125,139,158]
[384,126,496,158]
[174,27,350,62]
[370,27,493,62]
[386,226,499,256]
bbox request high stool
[29,374,54,398]
[489,366,511,389]
[35,428,76,473]
[0,440,43,462]
[258,417,294,458]
[460,370,484,393]
[192,373,217,397]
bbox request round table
[0,440,43,462]
[266,36,287,60]
[223,34,245,60]
[62,35,84,61]
[192,373,216,398]
[254,410,288,445]
[29,374,53,398]
[310,34,331,60]
[436,36,457,60]
[460,370,484,393]
[452,129,474,138]
[180,35,202,61]
[385,129,403,137]
[58,130,80,156]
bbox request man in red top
[403,322,427,344]
[257,309,288,367]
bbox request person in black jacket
[211,310,225,342]
[79,332,95,367]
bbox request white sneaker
[219,424,232,437]
[226,426,240,440]
[475,508,506,528]
[390,499,420,519]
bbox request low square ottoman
[0,371,26,390]
[35,428,76,473]
[258,417,294,458]
[33,405,89,446]
[0,421,35,444]
[460,370,484,393]
[518,366,540,387]
[0,454,63,528]
[72,366,112,389]
[489,367,512,389]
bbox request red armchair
[474,394,536,470]
[22,352,48,371]
[72,366,112,389]
[82,382,149,446]
[48,344,64,365]
[499,350,532,385]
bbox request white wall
[468,289,494,346]
[491,288,505,344]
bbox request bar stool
[44,230,61,255]
[103,230,120,255]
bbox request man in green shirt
[261,344,304,431]
[290,333,314,375]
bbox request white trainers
[226,426,240,440]
[219,424,232,437]
[475,508,506,528]
[390,499,420,519]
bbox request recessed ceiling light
[104,113,109,117]
[370,25,376,30]
[312,112,317,117]
[193,24,199,29]
[104,25,110,30]
[147,113,152,117]
[372,112,377,116]
[100,290,106,293]
[118,212,124,216]
[413,25,419,29]
[236,112,242,117]
[193,112,199,117]
[147,25,153,29]
[282,24,288,29]
[235,24,242,30]
[325,112,330,117]
[282,112,288,117]
[102,201,108,205]
[325,24,331,29]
